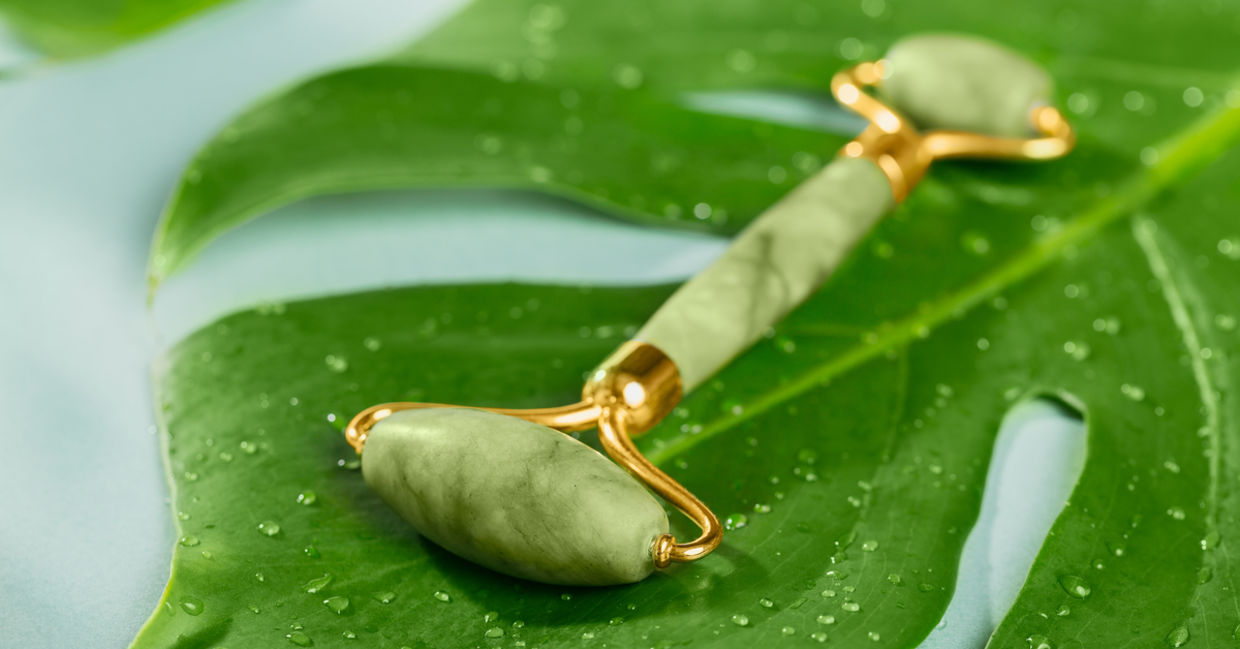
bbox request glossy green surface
[139,140,1240,649]
[0,0,230,59]
[363,408,667,585]
[137,1,1240,647]
[145,64,831,289]
[147,1,1240,291]
[880,34,1052,137]
[640,157,892,391]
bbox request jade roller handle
[638,157,894,392]
[638,34,1054,392]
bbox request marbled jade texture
[361,408,668,585]
[880,34,1053,137]
[638,157,893,391]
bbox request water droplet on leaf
[304,574,333,594]
[1166,624,1189,647]
[1058,574,1091,599]
[179,596,204,616]
[323,595,350,614]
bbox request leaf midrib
[646,95,1240,467]
[1133,218,1229,628]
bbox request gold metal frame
[832,60,1075,202]
[345,341,720,568]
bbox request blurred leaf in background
[131,0,1240,647]
[0,0,231,59]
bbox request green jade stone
[638,157,893,391]
[879,33,1053,137]
[362,408,669,585]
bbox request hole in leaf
[683,89,867,136]
[919,397,1086,649]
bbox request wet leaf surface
[136,1,1240,647]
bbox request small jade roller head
[879,33,1054,137]
[833,33,1074,201]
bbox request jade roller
[345,33,1075,586]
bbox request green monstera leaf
[135,0,1240,647]
[0,0,233,59]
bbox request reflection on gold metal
[345,340,721,568]
[831,60,1076,202]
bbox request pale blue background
[0,2,1084,647]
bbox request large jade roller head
[347,342,709,586]
[345,33,1074,587]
